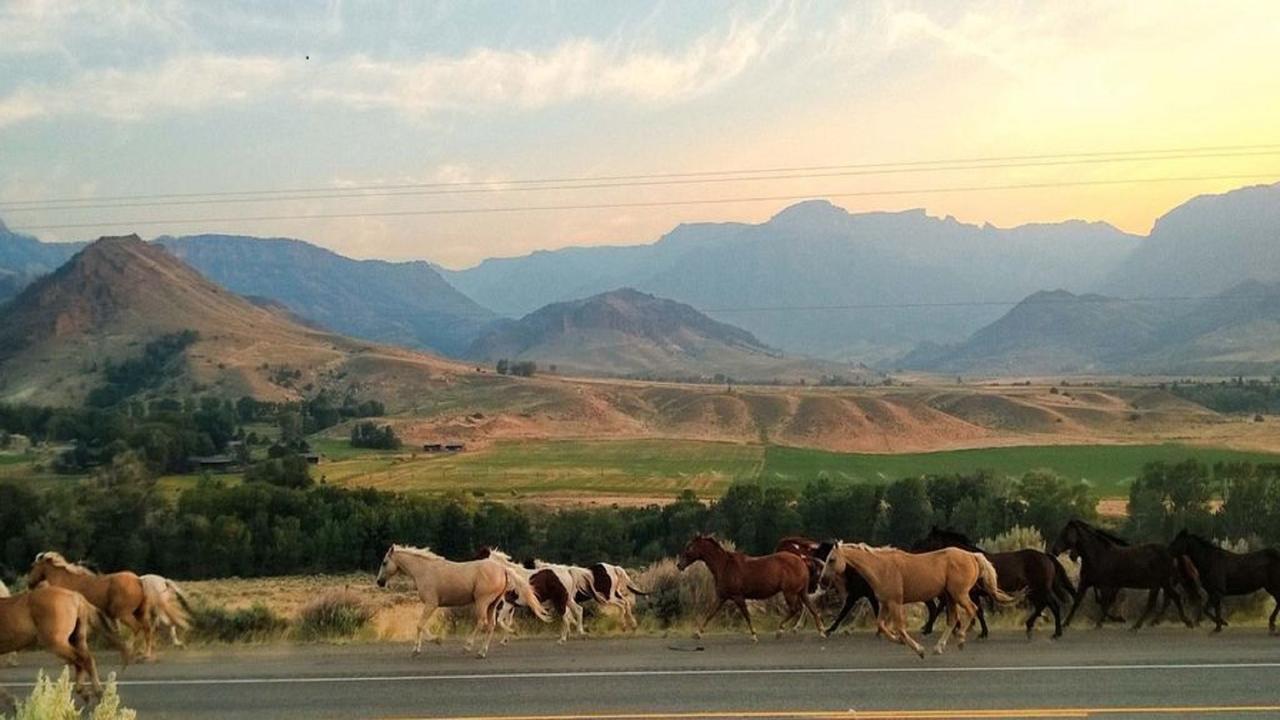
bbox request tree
[1015,470,1095,540]
[243,455,313,489]
[879,477,933,546]
[350,422,401,450]
[495,359,510,375]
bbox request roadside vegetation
[0,668,134,720]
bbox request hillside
[446,201,1141,361]
[0,236,467,406]
[158,234,497,356]
[900,282,1280,376]
[1103,182,1280,298]
[467,288,867,382]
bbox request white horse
[588,562,647,631]
[376,545,547,659]
[140,574,192,648]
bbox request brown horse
[0,585,122,700]
[677,536,822,641]
[27,552,153,662]
[821,542,1018,657]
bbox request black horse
[1050,519,1195,630]
[1169,530,1280,634]
[912,527,1075,639]
[774,537,882,635]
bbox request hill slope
[446,201,1140,361]
[0,236,465,406]
[1103,183,1280,298]
[0,221,84,303]
[158,234,497,356]
[467,288,865,381]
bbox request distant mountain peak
[767,199,851,228]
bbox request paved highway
[3,628,1279,719]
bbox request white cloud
[0,5,790,127]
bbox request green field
[311,439,1280,500]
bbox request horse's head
[819,541,847,585]
[375,546,401,588]
[676,536,716,571]
[26,552,54,587]
[1049,521,1082,558]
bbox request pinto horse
[1050,520,1194,630]
[913,527,1075,639]
[677,536,822,641]
[1169,530,1280,634]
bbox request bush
[188,602,289,643]
[980,525,1045,553]
[2,668,134,720]
[295,589,374,641]
[350,422,400,450]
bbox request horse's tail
[153,581,192,631]
[80,595,130,667]
[626,583,649,597]
[167,579,195,616]
[974,554,1020,605]
[616,567,648,597]
[1048,553,1076,602]
[504,568,551,622]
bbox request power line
[6,148,1279,214]
[14,171,1279,232]
[5,142,1279,209]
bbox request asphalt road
[3,628,1279,719]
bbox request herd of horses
[3,519,1279,702]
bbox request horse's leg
[933,601,958,655]
[694,598,726,639]
[1209,594,1227,632]
[413,603,439,657]
[799,588,824,638]
[1024,597,1045,639]
[496,602,516,645]
[732,597,758,642]
[920,598,940,636]
[825,592,860,636]
[974,590,989,640]
[1095,586,1122,629]
[896,604,926,659]
[1268,592,1280,635]
[1165,582,1194,628]
[777,594,802,639]
[474,598,499,659]
[1132,589,1160,631]
[1063,579,1091,628]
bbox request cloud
[0,6,789,128]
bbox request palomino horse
[28,552,152,662]
[0,585,122,700]
[140,574,193,647]
[913,527,1076,639]
[1050,520,1195,630]
[676,535,822,641]
[781,538,884,636]
[0,580,13,667]
[1169,530,1280,633]
[821,542,1018,657]
[376,545,548,658]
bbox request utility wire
[6,149,1279,214]
[14,171,1280,232]
[703,293,1279,313]
[4,141,1279,208]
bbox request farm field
[309,438,1280,501]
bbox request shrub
[980,525,1045,553]
[2,668,134,720]
[296,589,374,641]
[188,602,289,643]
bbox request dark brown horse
[775,537,882,635]
[1169,530,1280,633]
[677,536,822,641]
[913,527,1075,639]
[1050,520,1194,630]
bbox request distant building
[187,455,239,472]
[423,442,465,453]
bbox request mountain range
[468,288,872,382]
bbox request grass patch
[761,443,1280,496]
[188,601,289,643]
[295,589,375,641]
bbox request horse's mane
[34,551,94,575]
[392,545,445,561]
[1071,521,1131,547]
[925,527,981,552]
[1177,531,1217,550]
[842,541,897,553]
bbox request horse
[477,550,582,644]
[676,535,822,641]
[776,537,881,635]
[913,527,1076,639]
[375,544,548,658]
[584,562,646,631]
[1169,530,1280,634]
[0,585,123,701]
[821,541,1018,657]
[0,580,13,667]
[1050,520,1195,630]
[140,574,193,647]
[27,552,153,662]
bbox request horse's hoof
[915,649,926,659]
[557,638,567,645]
[411,650,422,659]
[476,652,487,659]
[692,631,702,640]
[751,634,759,644]
[932,645,945,655]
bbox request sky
[1,0,1278,268]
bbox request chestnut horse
[27,552,152,662]
[677,536,822,641]
[775,536,881,634]
[821,542,1018,657]
[0,585,123,701]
